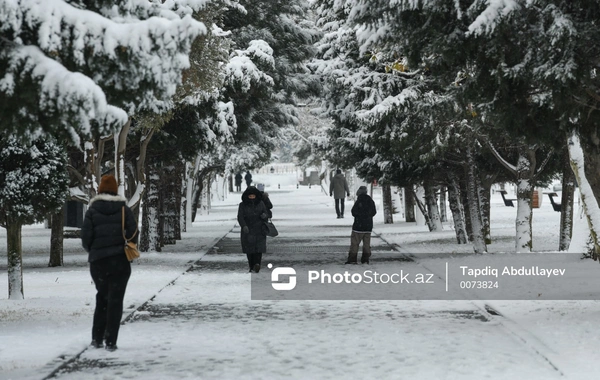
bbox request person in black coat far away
[244,171,253,188]
[238,186,269,273]
[235,172,243,192]
[346,186,377,264]
[81,174,137,351]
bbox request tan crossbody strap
[121,206,138,241]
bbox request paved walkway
[43,188,563,380]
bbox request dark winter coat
[351,193,377,232]
[237,187,269,253]
[235,173,243,186]
[244,172,252,186]
[81,194,138,263]
[330,173,349,199]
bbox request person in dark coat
[257,183,273,218]
[235,172,243,192]
[329,169,350,218]
[81,174,137,351]
[346,186,377,264]
[237,186,269,272]
[244,171,252,188]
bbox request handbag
[122,206,140,261]
[265,219,279,237]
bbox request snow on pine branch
[356,87,421,125]
[0,44,128,140]
[2,0,208,114]
[95,0,215,21]
[225,40,275,92]
[467,0,520,36]
[5,0,207,62]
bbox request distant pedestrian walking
[244,171,252,187]
[235,172,243,192]
[346,186,377,264]
[329,169,350,218]
[257,183,273,218]
[237,186,269,273]
[81,175,137,351]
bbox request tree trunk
[191,175,204,222]
[448,177,468,244]
[180,164,188,234]
[410,187,434,231]
[173,160,184,241]
[404,186,416,222]
[382,183,394,224]
[424,181,442,231]
[114,118,131,196]
[439,186,447,222]
[459,177,473,242]
[191,167,213,222]
[568,131,600,258]
[205,172,212,213]
[559,148,575,251]
[84,140,98,199]
[466,147,487,253]
[6,221,24,300]
[129,127,155,212]
[515,145,536,253]
[48,206,64,267]
[161,164,177,245]
[478,181,492,245]
[140,160,161,252]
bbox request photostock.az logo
[268,264,297,291]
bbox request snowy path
[42,188,563,380]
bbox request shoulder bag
[122,206,140,261]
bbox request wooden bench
[498,190,516,207]
[544,192,561,212]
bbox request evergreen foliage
[0,135,69,227]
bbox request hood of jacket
[88,193,128,215]
[241,186,263,204]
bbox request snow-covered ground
[1,171,600,379]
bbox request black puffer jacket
[81,194,138,263]
[237,186,269,253]
[351,194,377,232]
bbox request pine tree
[0,136,69,299]
[0,0,211,143]
[220,0,320,168]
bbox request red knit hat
[98,175,118,195]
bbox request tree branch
[484,140,517,175]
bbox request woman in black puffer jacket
[81,174,137,352]
[237,186,269,273]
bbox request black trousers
[335,198,345,217]
[90,254,131,346]
[246,252,263,269]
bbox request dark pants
[235,184,241,192]
[335,198,345,217]
[90,254,131,346]
[347,231,372,263]
[246,252,263,270]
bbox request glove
[330,193,333,197]
[347,193,350,197]
[260,213,268,220]
[242,226,249,234]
